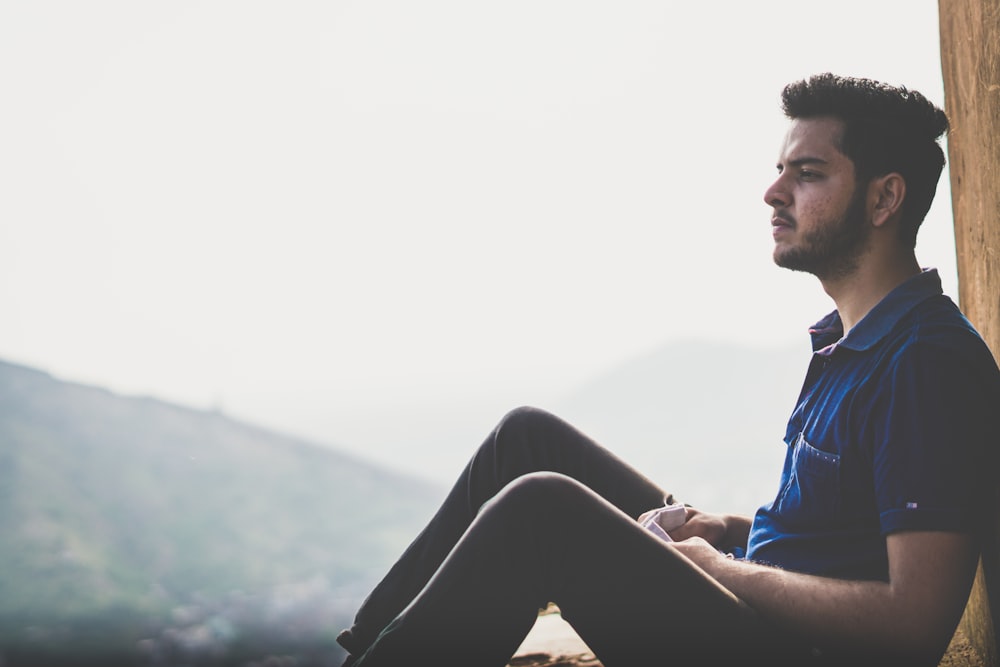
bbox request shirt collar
[809,268,944,355]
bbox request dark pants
[341,407,819,666]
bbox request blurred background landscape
[0,358,441,666]
[0,338,802,666]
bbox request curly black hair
[781,73,949,249]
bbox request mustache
[771,210,797,227]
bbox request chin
[773,247,794,268]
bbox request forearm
[680,532,977,664]
[702,557,903,651]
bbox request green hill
[0,359,444,666]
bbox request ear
[869,172,906,228]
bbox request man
[336,74,1000,666]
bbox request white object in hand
[640,503,687,543]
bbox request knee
[477,473,599,543]
[487,471,588,514]
[497,405,554,432]
[491,406,559,451]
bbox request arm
[672,530,979,664]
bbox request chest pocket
[774,432,842,529]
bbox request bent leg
[340,407,672,655]
[352,473,779,667]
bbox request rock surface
[509,608,986,667]
[510,610,599,667]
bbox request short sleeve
[870,334,999,536]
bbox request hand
[637,506,751,550]
[665,506,729,547]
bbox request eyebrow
[781,156,829,167]
[776,156,830,171]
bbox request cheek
[797,192,840,228]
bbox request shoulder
[888,295,998,378]
[859,296,999,435]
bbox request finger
[667,522,697,542]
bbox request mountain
[552,338,811,513]
[0,359,444,666]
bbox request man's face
[763,117,871,281]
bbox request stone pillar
[939,0,1000,664]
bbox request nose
[763,175,790,208]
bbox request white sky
[0,1,958,475]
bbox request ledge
[509,608,986,667]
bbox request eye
[799,170,821,181]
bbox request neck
[820,250,921,334]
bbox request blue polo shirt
[746,269,1000,580]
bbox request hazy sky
[1,2,958,477]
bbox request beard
[773,186,871,281]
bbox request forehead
[778,116,849,165]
